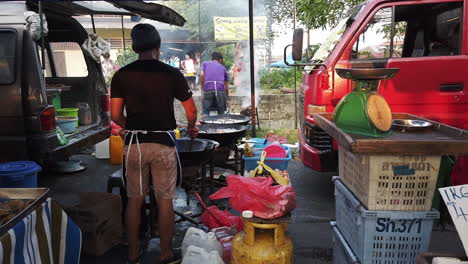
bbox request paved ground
[39,154,465,263]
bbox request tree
[265,0,361,30]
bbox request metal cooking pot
[200,114,251,126]
[177,138,219,166]
[198,124,248,147]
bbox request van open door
[26,0,186,26]
[19,1,186,166]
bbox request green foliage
[214,44,235,70]
[246,128,299,144]
[260,68,302,90]
[265,0,361,30]
[116,49,138,68]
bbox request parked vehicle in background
[293,0,468,171]
[0,1,185,166]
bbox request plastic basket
[338,148,441,211]
[243,146,292,171]
[334,177,439,264]
[330,222,359,264]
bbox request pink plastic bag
[201,206,243,231]
[210,175,297,219]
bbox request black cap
[131,24,161,53]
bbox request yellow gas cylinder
[231,216,293,264]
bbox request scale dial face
[366,94,392,132]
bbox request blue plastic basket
[334,177,439,264]
[243,145,292,171]
[330,222,359,264]
[0,161,41,188]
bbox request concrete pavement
[39,155,466,263]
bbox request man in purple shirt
[200,52,229,116]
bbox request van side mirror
[292,28,304,61]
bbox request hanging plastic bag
[24,11,48,41]
[82,33,111,63]
[210,175,296,219]
[201,206,243,231]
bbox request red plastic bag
[201,206,243,231]
[110,122,122,136]
[210,175,297,219]
[451,155,468,186]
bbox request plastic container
[219,236,233,264]
[181,227,223,258]
[77,103,92,126]
[211,226,238,240]
[47,92,61,109]
[0,161,41,188]
[243,146,292,171]
[334,177,439,264]
[264,143,287,158]
[330,222,359,264]
[56,108,79,126]
[95,139,110,159]
[338,148,441,211]
[182,245,224,264]
[109,135,123,165]
[56,117,78,134]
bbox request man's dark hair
[131,24,161,53]
[212,52,223,61]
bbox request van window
[351,2,463,60]
[351,7,392,60]
[0,31,16,84]
[50,42,88,77]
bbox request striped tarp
[0,199,82,264]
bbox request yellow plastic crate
[338,148,441,211]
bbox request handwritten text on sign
[440,185,468,256]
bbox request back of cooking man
[111,24,198,264]
[200,52,229,116]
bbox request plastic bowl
[56,117,78,134]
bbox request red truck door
[336,0,468,129]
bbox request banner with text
[214,16,268,41]
[440,184,468,256]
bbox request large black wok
[177,138,219,166]
[200,114,251,126]
[198,124,248,147]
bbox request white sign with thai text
[440,185,468,256]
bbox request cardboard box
[66,192,123,256]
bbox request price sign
[440,185,468,256]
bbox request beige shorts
[124,143,177,200]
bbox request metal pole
[198,0,201,43]
[293,0,298,129]
[121,15,126,50]
[249,0,256,137]
[91,14,97,34]
[39,0,45,71]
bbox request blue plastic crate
[330,222,359,264]
[243,146,292,171]
[334,177,439,264]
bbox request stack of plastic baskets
[332,147,442,264]
[332,177,439,263]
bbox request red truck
[291,0,468,171]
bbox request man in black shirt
[111,24,198,264]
